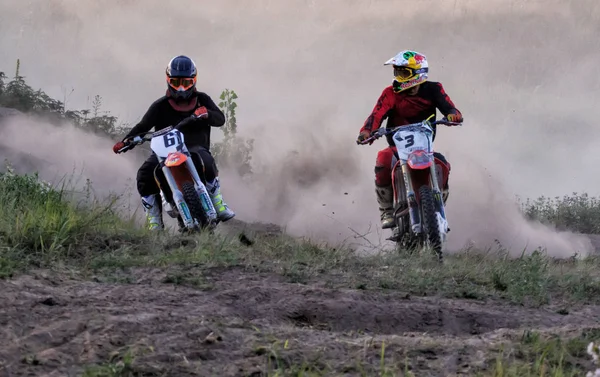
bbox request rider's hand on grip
[193,106,208,119]
[356,130,373,145]
[113,141,126,154]
[446,113,463,124]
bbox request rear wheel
[418,185,443,261]
[182,181,209,230]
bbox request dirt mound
[2,269,598,376]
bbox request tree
[0,71,6,97]
[212,89,254,176]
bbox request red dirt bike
[358,116,462,260]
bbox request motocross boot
[442,181,450,203]
[442,182,450,232]
[206,177,235,222]
[141,194,164,230]
[376,184,395,229]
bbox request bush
[519,193,600,234]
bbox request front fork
[161,165,193,228]
[401,162,421,234]
[184,158,218,221]
[428,161,447,221]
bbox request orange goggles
[167,76,196,90]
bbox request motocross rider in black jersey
[112,55,235,230]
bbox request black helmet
[166,55,197,100]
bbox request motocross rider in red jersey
[112,55,235,230]
[357,50,463,231]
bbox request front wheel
[182,181,210,230]
[418,185,443,261]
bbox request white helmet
[384,50,429,93]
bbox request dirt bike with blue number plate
[114,118,218,232]
[358,115,462,260]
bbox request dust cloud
[1,0,599,256]
[0,114,144,217]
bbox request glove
[356,130,371,144]
[193,106,208,119]
[446,113,463,123]
[113,141,126,154]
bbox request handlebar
[114,131,156,154]
[356,118,462,145]
[114,116,196,154]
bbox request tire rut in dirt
[279,293,516,336]
[213,286,575,337]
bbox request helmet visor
[167,76,196,91]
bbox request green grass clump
[490,329,600,377]
[252,240,600,307]
[0,167,143,277]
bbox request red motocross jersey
[360,81,462,146]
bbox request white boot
[206,178,235,222]
[141,194,164,230]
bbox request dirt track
[1,221,600,376]
[1,263,599,376]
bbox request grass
[489,329,600,377]
[82,347,145,377]
[39,229,600,307]
[0,166,145,278]
[88,231,600,308]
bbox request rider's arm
[197,93,225,127]
[432,82,462,118]
[124,102,159,139]
[360,86,395,134]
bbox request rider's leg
[433,152,451,203]
[136,155,164,230]
[189,146,235,222]
[375,146,398,229]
